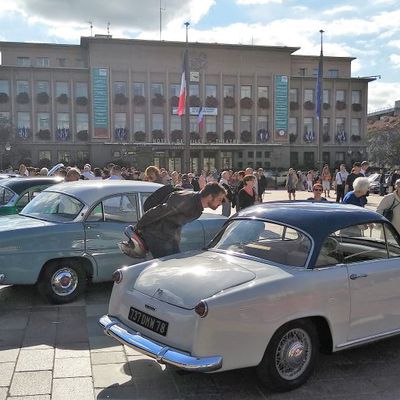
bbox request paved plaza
[0,190,399,400]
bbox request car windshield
[211,219,311,267]
[20,191,84,222]
[0,186,14,206]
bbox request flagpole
[183,22,191,173]
[317,29,324,171]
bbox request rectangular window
[351,118,361,135]
[133,113,145,132]
[56,113,70,139]
[328,69,339,78]
[115,113,127,128]
[170,115,181,131]
[257,116,268,131]
[151,83,164,97]
[352,90,361,104]
[304,117,314,134]
[36,81,49,95]
[256,151,262,158]
[304,89,314,102]
[323,117,330,135]
[77,151,89,162]
[336,90,346,102]
[240,115,251,132]
[323,89,330,104]
[289,117,297,135]
[312,68,319,77]
[206,84,217,98]
[16,80,29,95]
[299,68,306,76]
[223,85,234,97]
[264,151,270,158]
[39,150,51,161]
[56,82,69,97]
[248,151,254,158]
[190,116,199,133]
[17,112,31,129]
[289,88,298,102]
[58,151,71,163]
[133,82,145,97]
[114,81,127,96]
[189,84,199,96]
[304,152,315,166]
[0,80,9,94]
[75,82,88,98]
[57,58,66,67]
[36,57,50,67]
[335,117,345,133]
[17,57,31,67]
[170,84,180,97]
[76,113,88,132]
[223,115,234,132]
[206,116,217,132]
[335,152,345,162]
[258,86,269,99]
[240,85,251,99]
[152,113,164,130]
[37,113,50,130]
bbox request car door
[84,193,146,281]
[342,222,400,341]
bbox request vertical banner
[274,75,289,142]
[92,67,110,138]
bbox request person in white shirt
[335,164,349,203]
[82,164,95,180]
[108,165,124,180]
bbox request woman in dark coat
[238,174,256,210]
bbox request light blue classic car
[0,180,226,304]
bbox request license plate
[128,307,169,336]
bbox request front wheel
[256,319,319,392]
[37,260,87,304]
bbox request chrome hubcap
[275,328,312,380]
[51,268,78,296]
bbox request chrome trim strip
[336,328,400,349]
[99,315,222,372]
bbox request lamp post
[0,142,11,171]
[182,22,191,173]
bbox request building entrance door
[204,154,216,173]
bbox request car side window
[87,203,103,222]
[384,223,400,258]
[327,223,389,264]
[0,187,14,205]
[16,192,30,207]
[103,194,138,223]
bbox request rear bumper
[99,314,223,372]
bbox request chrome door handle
[350,273,368,280]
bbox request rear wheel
[256,319,318,392]
[37,260,87,304]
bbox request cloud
[9,0,214,32]
[389,54,400,68]
[388,39,400,48]
[322,6,356,15]
[236,0,282,4]
[368,81,400,111]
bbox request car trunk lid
[133,251,256,309]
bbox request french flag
[178,49,188,116]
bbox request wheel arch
[38,256,94,282]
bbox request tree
[367,116,400,167]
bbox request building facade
[0,36,372,172]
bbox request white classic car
[100,201,400,392]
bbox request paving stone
[7,396,50,400]
[0,362,15,386]
[56,323,88,344]
[53,357,91,378]
[0,388,6,400]
[55,342,90,358]
[9,371,52,397]
[0,348,19,363]
[0,310,29,330]
[52,377,93,400]
[89,335,123,352]
[0,330,24,347]
[85,303,109,317]
[15,349,54,372]
[91,351,127,365]
[92,363,133,388]
[95,386,139,400]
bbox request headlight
[112,269,123,284]
[194,300,208,318]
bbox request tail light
[112,269,123,284]
[194,300,208,318]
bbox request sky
[1,0,399,112]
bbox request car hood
[133,251,256,309]
[0,214,53,232]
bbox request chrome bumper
[99,315,223,372]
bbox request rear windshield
[0,186,14,206]
[212,219,311,267]
[20,191,84,222]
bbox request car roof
[43,180,163,205]
[0,177,64,194]
[235,201,386,239]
